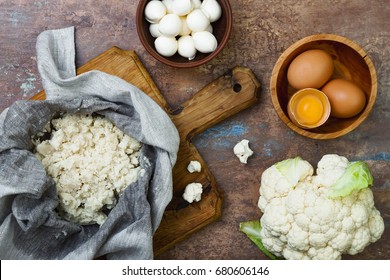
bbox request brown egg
[321,79,366,118]
[287,49,334,90]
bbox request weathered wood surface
[0,0,389,259]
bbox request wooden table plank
[0,0,389,260]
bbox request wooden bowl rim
[136,0,233,68]
[270,34,378,140]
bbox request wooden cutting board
[31,47,260,256]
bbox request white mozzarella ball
[201,0,222,22]
[162,0,174,13]
[186,9,210,32]
[179,16,191,36]
[158,14,182,37]
[191,0,202,9]
[149,23,162,38]
[193,31,218,53]
[144,0,166,23]
[205,24,213,33]
[155,36,178,57]
[178,35,197,60]
[172,0,193,16]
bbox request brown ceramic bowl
[136,0,232,68]
[270,34,377,139]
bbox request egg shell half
[287,88,331,129]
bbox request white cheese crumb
[182,183,203,203]
[233,139,254,164]
[187,160,201,173]
[33,114,143,226]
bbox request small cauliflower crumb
[33,114,143,226]
[182,183,203,203]
[233,139,254,164]
[187,160,201,173]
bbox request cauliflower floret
[233,139,253,164]
[182,183,203,203]
[348,227,371,255]
[253,155,385,260]
[313,154,349,188]
[283,246,311,260]
[261,203,293,236]
[285,186,306,214]
[187,160,202,173]
[287,223,309,251]
[259,166,292,204]
[368,209,385,242]
[330,232,353,252]
[260,227,285,257]
[258,157,313,212]
[307,246,341,260]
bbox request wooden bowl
[136,0,232,68]
[270,34,377,139]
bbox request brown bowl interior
[136,0,232,68]
[270,34,377,139]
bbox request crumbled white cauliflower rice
[33,114,143,225]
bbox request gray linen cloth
[0,27,179,259]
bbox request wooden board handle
[171,66,260,140]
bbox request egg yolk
[296,95,324,125]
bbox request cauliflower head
[242,155,384,260]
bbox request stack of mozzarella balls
[144,0,222,59]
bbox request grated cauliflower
[33,114,143,226]
[241,154,385,260]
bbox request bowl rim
[136,0,233,68]
[270,33,378,139]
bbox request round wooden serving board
[31,47,260,256]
